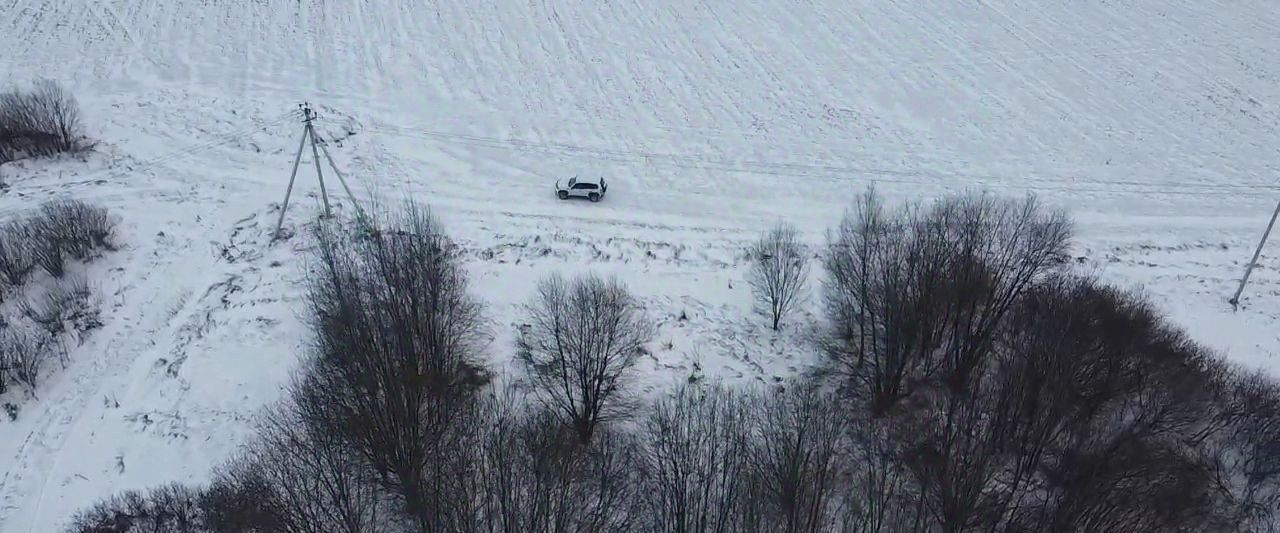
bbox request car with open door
[555,176,607,202]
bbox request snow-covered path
[2,0,1280,530]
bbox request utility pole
[1229,197,1280,310]
[273,103,366,241]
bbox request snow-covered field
[2,0,1280,530]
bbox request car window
[574,183,597,190]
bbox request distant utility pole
[274,103,366,241]
[1230,197,1280,310]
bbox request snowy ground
[2,0,1280,530]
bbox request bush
[517,271,655,444]
[0,201,109,401]
[29,222,65,277]
[19,274,97,339]
[27,200,118,278]
[0,200,117,280]
[35,200,117,259]
[0,79,86,164]
[0,324,57,397]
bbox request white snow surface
[2,0,1280,530]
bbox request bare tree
[299,203,490,532]
[575,426,647,532]
[1206,371,1280,532]
[474,396,577,533]
[640,383,753,533]
[209,395,393,533]
[67,483,206,533]
[745,381,846,533]
[839,417,920,533]
[823,188,1070,412]
[472,389,645,533]
[749,222,809,331]
[820,188,1250,532]
[517,272,655,444]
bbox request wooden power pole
[1230,198,1280,310]
[273,103,366,240]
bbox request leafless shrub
[0,324,56,397]
[35,200,118,259]
[29,218,65,277]
[0,79,87,163]
[517,271,655,444]
[0,222,35,289]
[300,203,489,530]
[748,222,809,331]
[1206,371,1280,532]
[19,274,97,339]
[66,483,205,533]
[639,383,753,533]
[0,200,117,281]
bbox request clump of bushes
[0,199,116,290]
[0,79,88,165]
[0,200,114,401]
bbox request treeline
[69,193,1280,532]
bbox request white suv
[555,176,608,202]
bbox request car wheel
[558,190,569,200]
[589,193,600,202]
